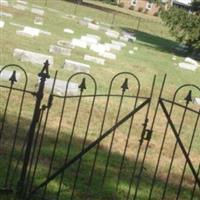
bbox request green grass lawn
[0,0,200,199]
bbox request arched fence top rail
[0,62,200,200]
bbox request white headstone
[49,45,71,56]
[133,47,138,51]
[172,56,176,61]
[31,8,44,16]
[0,70,20,81]
[129,50,134,54]
[120,36,129,42]
[79,19,89,26]
[80,36,98,46]
[32,4,43,9]
[83,17,93,22]
[185,57,199,66]
[111,40,126,47]
[0,12,13,18]
[41,78,78,96]
[104,43,121,51]
[105,30,120,39]
[17,26,40,37]
[17,0,27,5]
[13,4,27,11]
[90,44,109,54]
[47,7,59,13]
[0,20,5,28]
[86,34,101,42]
[71,39,87,49]
[10,22,24,28]
[13,48,54,66]
[0,0,9,7]
[98,51,116,60]
[194,98,200,105]
[88,23,100,31]
[64,28,74,34]
[63,59,90,73]
[57,40,74,49]
[178,62,198,71]
[34,17,43,25]
[84,54,105,65]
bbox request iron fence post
[16,60,50,198]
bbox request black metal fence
[0,62,199,200]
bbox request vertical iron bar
[126,75,165,200]
[70,90,96,199]
[132,76,157,200]
[0,83,14,144]
[159,100,200,189]
[88,87,112,186]
[116,89,140,190]
[54,78,86,200]
[176,110,200,199]
[16,61,50,197]
[161,99,191,199]
[190,163,200,200]
[27,98,150,198]
[101,89,125,185]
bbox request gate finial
[121,78,129,92]
[184,90,192,104]
[38,60,50,79]
[79,78,86,92]
[9,70,17,85]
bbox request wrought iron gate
[0,62,199,200]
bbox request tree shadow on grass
[120,27,180,55]
[0,115,199,200]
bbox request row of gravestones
[0,0,131,96]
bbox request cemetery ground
[0,0,200,199]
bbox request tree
[160,6,200,53]
[191,0,200,14]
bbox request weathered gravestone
[88,23,100,31]
[40,78,79,96]
[90,44,110,53]
[98,51,116,60]
[105,30,120,39]
[57,40,74,49]
[17,0,27,5]
[63,59,90,73]
[0,0,9,7]
[84,54,105,65]
[13,4,27,11]
[0,12,13,18]
[80,35,98,46]
[31,8,44,16]
[194,98,200,105]
[178,62,198,71]
[34,17,43,25]
[49,45,71,56]
[16,26,40,37]
[64,28,74,34]
[14,48,54,66]
[104,43,121,51]
[0,20,5,28]
[71,39,87,48]
[86,34,101,42]
[111,40,126,47]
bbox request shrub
[129,5,134,10]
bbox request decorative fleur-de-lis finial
[121,78,129,92]
[38,60,50,78]
[9,70,17,85]
[184,90,192,104]
[79,78,86,92]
